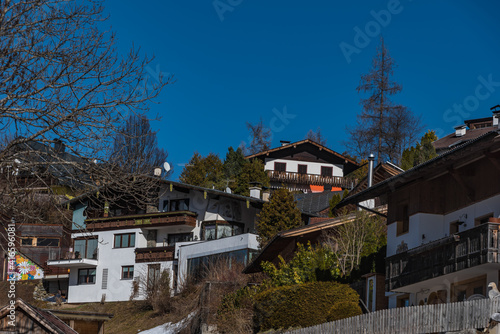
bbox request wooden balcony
[267,170,356,188]
[85,211,197,231]
[135,246,175,263]
[386,222,500,291]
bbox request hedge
[253,281,362,331]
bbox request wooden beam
[448,167,475,201]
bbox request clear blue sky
[103,0,500,180]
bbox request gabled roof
[245,139,360,174]
[0,298,78,334]
[432,127,493,152]
[338,130,500,207]
[243,207,387,274]
[66,179,265,208]
[349,162,404,196]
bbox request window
[36,238,60,247]
[167,233,192,246]
[162,199,190,212]
[170,199,190,211]
[74,238,98,259]
[114,233,135,248]
[21,238,34,246]
[202,222,244,241]
[20,237,60,247]
[274,162,286,172]
[78,268,96,284]
[321,166,333,177]
[122,266,134,280]
[396,205,409,236]
[298,164,307,174]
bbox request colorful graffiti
[8,253,44,281]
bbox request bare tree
[241,117,272,155]
[0,0,171,224]
[111,114,171,177]
[345,37,422,165]
[323,211,385,277]
[306,127,327,146]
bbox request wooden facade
[135,246,175,263]
[267,170,355,188]
[85,211,197,231]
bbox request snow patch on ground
[138,312,195,334]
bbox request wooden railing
[135,246,175,263]
[278,298,500,334]
[386,222,500,291]
[85,211,197,231]
[267,170,356,188]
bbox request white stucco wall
[68,228,140,303]
[177,233,259,289]
[264,158,343,177]
[387,194,500,257]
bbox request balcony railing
[386,222,500,291]
[267,170,356,188]
[85,211,197,231]
[135,246,175,263]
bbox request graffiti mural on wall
[8,253,44,281]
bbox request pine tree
[256,188,302,246]
[223,147,246,190]
[179,152,225,189]
[400,130,438,170]
[234,159,270,196]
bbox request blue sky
[103,1,500,180]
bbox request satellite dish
[163,162,171,172]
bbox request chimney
[492,105,500,128]
[280,140,291,147]
[262,189,270,202]
[249,182,262,199]
[454,125,466,137]
[153,167,162,177]
[367,154,375,188]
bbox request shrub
[327,300,362,322]
[253,281,361,331]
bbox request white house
[48,181,264,303]
[245,139,359,193]
[339,129,500,308]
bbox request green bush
[253,281,361,331]
[327,300,362,322]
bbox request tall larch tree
[346,37,422,165]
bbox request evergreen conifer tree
[256,188,302,246]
